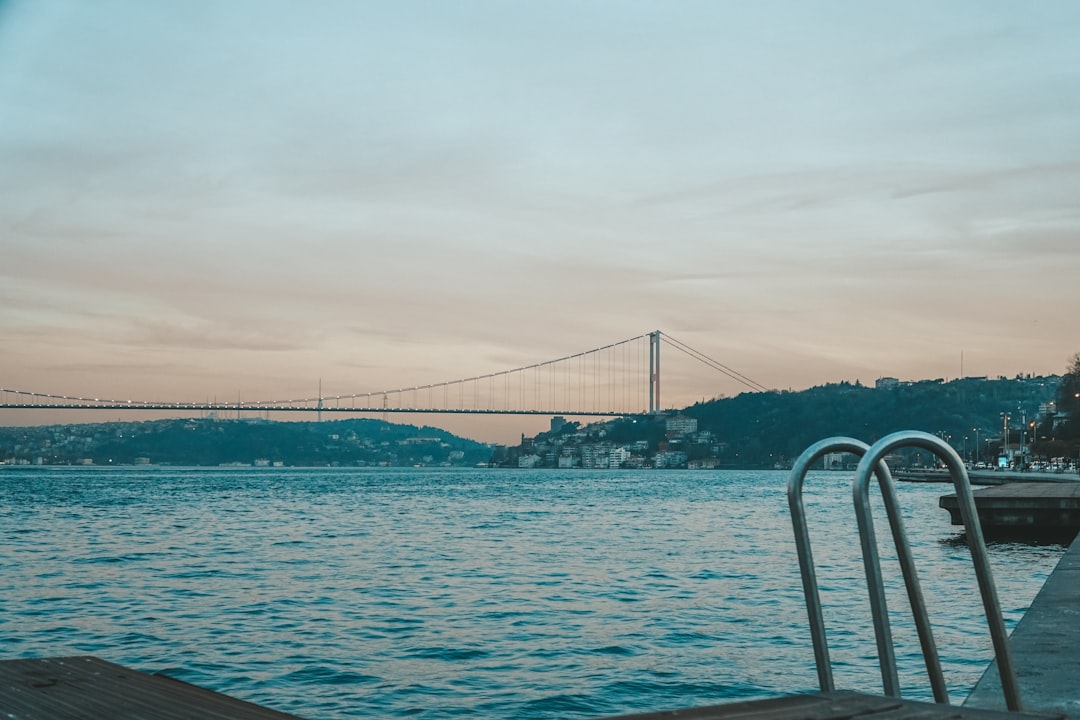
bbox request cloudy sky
[2,1,1078,443]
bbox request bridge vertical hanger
[3,330,767,418]
[649,330,661,414]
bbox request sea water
[0,467,1066,719]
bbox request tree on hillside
[683,375,1059,467]
[1058,354,1080,414]
[1054,354,1080,453]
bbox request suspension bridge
[0,331,769,419]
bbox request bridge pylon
[649,330,661,414]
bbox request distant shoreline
[896,468,1079,485]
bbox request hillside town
[491,373,1079,472]
[490,414,723,469]
[0,417,490,468]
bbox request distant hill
[497,374,1068,469]
[681,375,1061,467]
[0,417,491,467]
[4,374,1073,471]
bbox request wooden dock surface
[964,533,1080,718]
[2,656,1065,720]
[939,482,1080,539]
[0,655,305,720]
[598,689,1062,720]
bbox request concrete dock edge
[963,532,1080,718]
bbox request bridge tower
[649,330,661,414]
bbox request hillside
[682,375,1061,467]
[497,374,1072,469]
[0,417,491,467]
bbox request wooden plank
[596,690,1062,720]
[0,656,305,720]
[2,657,1066,720]
[965,534,1080,718]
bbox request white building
[518,454,542,468]
[665,415,698,437]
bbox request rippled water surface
[1,467,1066,718]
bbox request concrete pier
[939,482,1080,539]
[899,469,1079,486]
[964,534,1080,718]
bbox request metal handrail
[851,435,947,702]
[790,440,941,699]
[788,437,868,692]
[852,431,1022,711]
[788,432,983,704]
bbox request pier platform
[598,689,1061,720]
[1,655,1066,720]
[0,655,303,719]
[901,470,1078,486]
[939,482,1080,539]
[964,533,1080,718]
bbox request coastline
[896,468,1080,485]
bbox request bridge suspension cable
[0,334,655,416]
[659,332,772,393]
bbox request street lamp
[1000,412,1011,465]
[972,427,981,464]
[1019,408,1027,463]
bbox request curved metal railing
[788,437,870,693]
[788,431,1021,710]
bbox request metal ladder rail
[853,430,1022,711]
[788,437,869,693]
[788,436,947,700]
[850,437,948,703]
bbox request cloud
[2,1,1080,440]
[122,317,306,353]
[891,162,1080,200]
